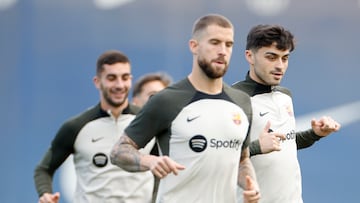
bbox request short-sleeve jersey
[34,104,154,203]
[125,78,252,203]
[232,74,302,203]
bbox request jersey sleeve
[296,129,322,149]
[249,140,262,156]
[33,120,78,196]
[125,92,172,149]
[125,79,195,152]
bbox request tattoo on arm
[238,147,258,189]
[110,135,149,172]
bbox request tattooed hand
[110,134,185,176]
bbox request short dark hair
[96,50,130,76]
[132,72,172,97]
[246,24,295,52]
[192,14,233,39]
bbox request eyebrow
[264,51,290,57]
[209,38,234,44]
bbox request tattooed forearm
[110,135,149,172]
[238,147,258,189]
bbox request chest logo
[187,115,200,122]
[285,105,294,117]
[92,153,108,167]
[92,137,104,143]
[189,135,207,152]
[259,112,269,117]
[232,113,242,125]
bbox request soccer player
[232,24,341,203]
[132,72,172,108]
[110,14,260,203]
[34,50,154,203]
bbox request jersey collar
[245,72,273,96]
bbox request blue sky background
[1,0,359,202]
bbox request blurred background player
[34,50,155,203]
[132,72,172,108]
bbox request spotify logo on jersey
[189,135,207,152]
[92,153,108,167]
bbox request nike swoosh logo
[259,112,269,117]
[92,137,104,142]
[187,115,200,122]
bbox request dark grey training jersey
[125,78,252,203]
[34,104,154,203]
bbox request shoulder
[147,78,195,105]
[231,80,255,96]
[125,104,141,115]
[223,83,252,119]
[51,104,106,151]
[136,78,196,126]
[59,104,107,134]
[274,86,292,97]
[224,83,251,103]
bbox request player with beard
[110,14,260,203]
[34,50,155,203]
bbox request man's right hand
[38,192,60,203]
[147,155,185,178]
[243,175,260,203]
[259,121,286,154]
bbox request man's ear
[93,76,100,89]
[245,50,254,65]
[189,39,198,55]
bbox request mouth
[111,89,126,98]
[213,59,226,65]
[271,72,283,80]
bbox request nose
[275,58,286,69]
[218,43,228,56]
[114,78,126,88]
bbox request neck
[100,100,128,119]
[188,71,223,94]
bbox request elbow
[109,147,133,172]
[110,137,144,172]
[109,148,121,167]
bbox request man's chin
[270,81,281,86]
[109,99,126,107]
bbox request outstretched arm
[297,116,341,149]
[296,129,321,149]
[110,134,185,178]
